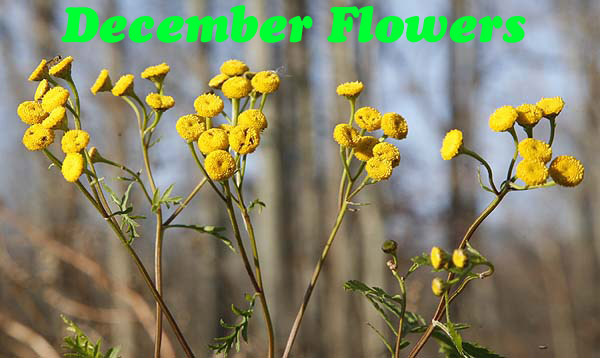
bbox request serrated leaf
[209,294,257,357]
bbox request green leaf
[165,224,235,252]
[61,315,121,358]
[209,294,257,357]
[248,199,266,213]
[408,253,431,274]
[152,184,182,212]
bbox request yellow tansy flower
[194,93,224,118]
[41,87,70,113]
[440,129,463,160]
[229,126,260,154]
[222,76,252,99]
[336,81,364,97]
[516,104,543,127]
[17,101,48,125]
[204,150,236,181]
[536,97,564,118]
[220,59,249,76]
[220,124,234,134]
[91,69,112,95]
[381,112,408,139]
[354,107,382,131]
[354,136,379,161]
[176,114,206,142]
[430,246,449,270]
[489,105,517,132]
[198,128,229,154]
[145,93,175,111]
[549,155,584,187]
[431,278,445,296]
[365,157,393,181]
[333,123,360,148]
[141,63,170,82]
[518,138,552,163]
[61,153,85,182]
[111,74,135,96]
[22,124,54,151]
[516,159,549,186]
[209,73,229,89]
[61,129,90,154]
[28,59,48,81]
[42,106,66,129]
[34,80,50,101]
[452,249,468,268]
[251,71,280,94]
[373,142,400,167]
[48,56,73,79]
[238,109,267,131]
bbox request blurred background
[0,0,598,357]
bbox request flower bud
[382,240,398,254]
[430,246,450,270]
[431,277,447,296]
[452,249,469,268]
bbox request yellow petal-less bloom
[17,101,48,124]
[381,112,408,139]
[176,114,206,142]
[431,278,445,296]
[220,59,249,76]
[518,138,552,163]
[430,246,449,270]
[238,109,268,131]
[373,142,400,167]
[251,71,280,94]
[141,63,170,82]
[22,124,54,151]
[145,93,175,111]
[336,81,364,98]
[516,104,543,127]
[354,107,382,131]
[549,155,584,187]
[42,106,66,129]
[91,69,112,95]
[536,97,564,118]
[194,93,224,118]
[489,105,517,132]
[62,153,85,182]
[354,136,379,161]
[333,124,360,148]
[209,73,229,89]
[49,56,73,79]
[111,74,135,97]
[516,159,548,186]
[229,126,260,154]
[452,249,468,268]
[220,124,234,135]
[198,128,229,154]
[204,150,236,181]
[222,76,252,99]
[28,59,48,81]
[41,87,70,113]
[440,129,463,160]
[61,129,90,154]
[34,80,50,101]
[365,157,393,181]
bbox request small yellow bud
[48,56,74,79]
[198,128,229,154]
[222,76,252,99]
[251,71,280,94]
[430,246,449,270]
[354,107,382,131]
[220,59,249,76]
[336,81,364,98]
[489,105,517,132]
[194,93,224,118]
[381,112,408,139]
[549,155,584,187]
[204,150,236,181]
[61,129,90,154]
[440,129,463,160]
[452,249,469,268]
[61,153,85,182]
[431,277,446,296]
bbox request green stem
[505,127,519,188]
[259,93,268,112]
[163,178,208,226]
[461,148,498,194]
[548,118,556,146]
[232,98,240,126]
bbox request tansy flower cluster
[428,245,488,296]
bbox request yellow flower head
[222,76,252,99]
[194,93,224,118]
[28,59,48,81]
[141,62,170,82]
[431,278,445,296]
[61,153,84,182]
[111,74,135,97]
[204,150,236,181]
[536,97,564,118]
[42,106,66,129]
[381,112,408,139]
[176,114,206,142]
[440,129,463,160]
[489,105,517,132]
[516,104,543,127]
[17,101,48,125]
[516,159,549,186]
[238,109,268,131]
[354,136,379,161]
[41,86,70,113]
[251,71,280,94]
[518,138,552,163]
[220,124,234,135]
[34,79,50,101]
[220,59,249,76]
[209,73,229,89]
[373,142,400,167]
[229,126,260,154]
[430,246,449,270]
[365,157,393,181]
[452,249,468,268]
[48,56,73,79]
[333,123,360,148]
[354,107,382,131]
[91,69,112,95]
[549,155,584,187]
[22,124,54,151]
[336,81,364,97]
[145,93,175,111]
[198,128,229,154]
[61,129,90,154]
